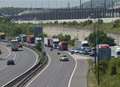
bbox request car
[60,55,69,61]
[50,48,53,51]
[7,59,15,65]
[57,52,61,55]
[70,48,81,54]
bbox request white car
[60,55,69,61]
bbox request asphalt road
[0,47,37,87]
[70,55,89,87]
[0,44,10,58]
[26,48,75,87]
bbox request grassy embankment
[88,58,120,87]
[43,20,120,34]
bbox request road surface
[0,47,37,87]
[70,54,89,87]
[26,48,75,87]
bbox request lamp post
[90,13,100,85]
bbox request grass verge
[87,59,98,87]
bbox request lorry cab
[11,40,19,51]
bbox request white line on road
[68,53,78,87]
[1,47,39,87]
[25,51,51,87]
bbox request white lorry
[111,46,120,58]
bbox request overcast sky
[0,0,89,8]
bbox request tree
[87,30,116,47]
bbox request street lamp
[90,13,100,85]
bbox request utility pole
[80,0,82,9]
[104,0,107,17]
[91,0,93,9]
[67,1,70,9]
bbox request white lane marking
[67,53,78,87]
[1,47,39,87]
[25,51,51,87]
[13,52,17,61]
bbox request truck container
[97,44,111,60]
[59,41,68,51]
[111,46,120,58]
[44,38,48,46]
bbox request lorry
[35,37,42,44]
[111,46,120,58]
[97,44,111,60]
[11,40,19,51]
[59,41,68,51]
[80,40,89,49]
[27,35,35,43]
[52,38,59,49]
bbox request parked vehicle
[59,41,68,51]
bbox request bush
[35,42,42,51]
[87,30,116,47]
[97,19,103,24]
[113,20,120,28]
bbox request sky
[0,0,89,8]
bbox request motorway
[26,48,75,87]
[0,44,38,87]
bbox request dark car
[7,59,15,65]
[57,52,61,55]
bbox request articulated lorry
[11,40,19,51]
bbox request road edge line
[67,53,78,87]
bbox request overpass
[9,8,120,21]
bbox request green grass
[88,58,120,87]
[88,59,98,87]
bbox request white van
[111,46,120,58]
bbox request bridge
[9,8,120,22]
